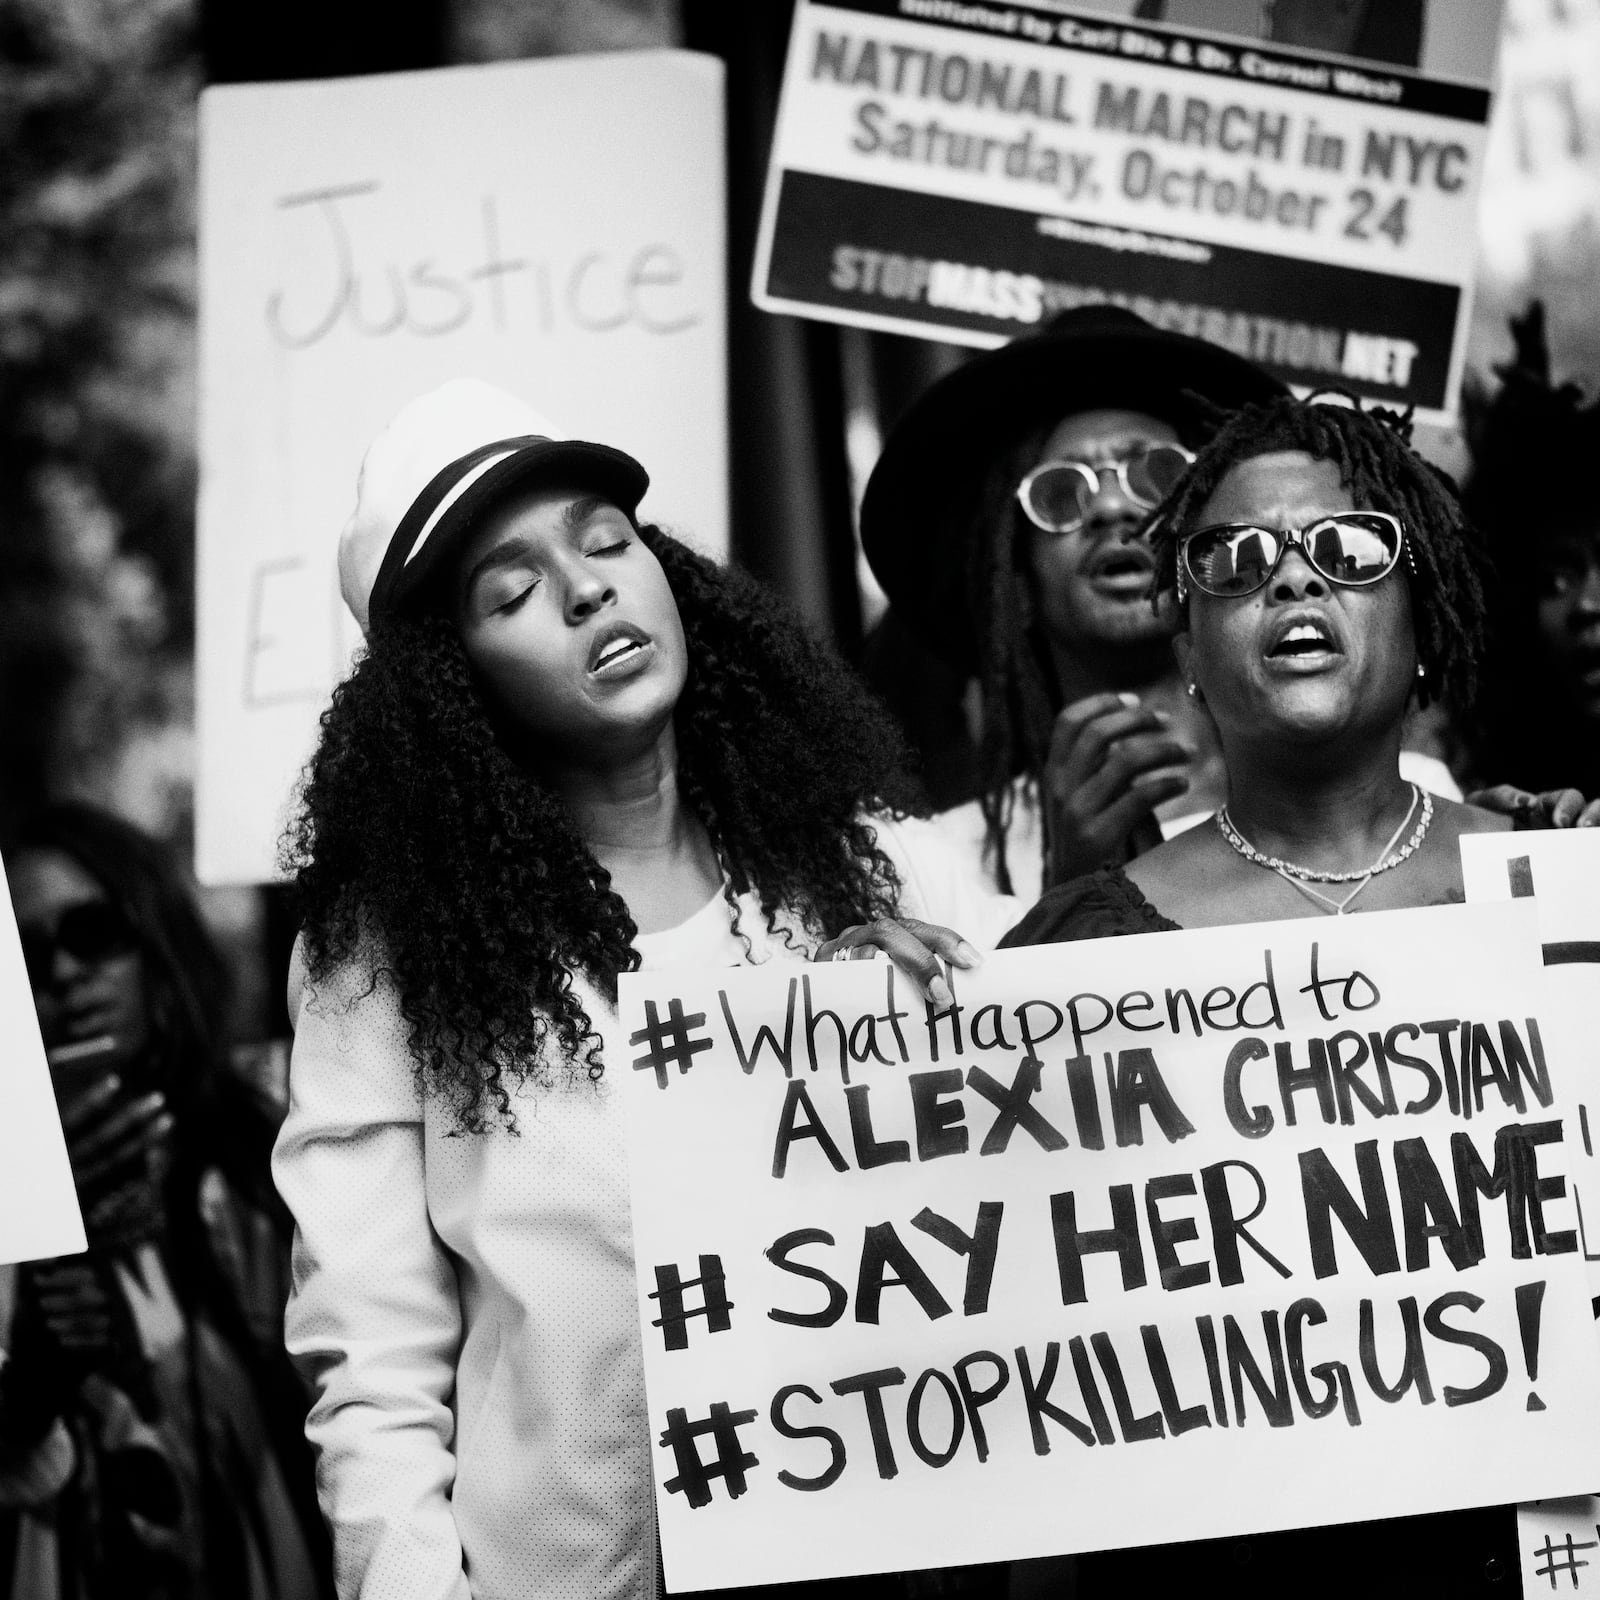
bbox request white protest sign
[0,865,86,1266]
[1463,829,1600,1291]
[753,0,1503,417]
[612,901,1600,1590]
[1520,1498,1600,1595]
[197,52,727,885]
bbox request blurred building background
[0,0,1596,1037]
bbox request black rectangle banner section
[763,170,1457,409]
[812,0,1491,121]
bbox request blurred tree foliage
[0,0,199,838]
[0,0,680,848]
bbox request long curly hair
[1463,304,1600,790]
[288,526,921,1132]
[1147,393,1490,719]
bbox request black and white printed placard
[753,0,1505,419]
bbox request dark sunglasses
[1016,443,1195,533]
[1178,511,1408,600]
[19,901,138,988]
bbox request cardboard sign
[613,902,1600,1590]
[0,865,86,1266]
[753,0,1504,417]
[196,52,727,884]
[1463,830,1600,1291]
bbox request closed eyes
[488,542,629,613]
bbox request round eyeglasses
[1179,512,1408,600]
[1016,443,1195,534]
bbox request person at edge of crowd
[998,390,1598,1600]
[1464,302,1600,805]
[271,379,1020,1600]
[859,303,1464,899]
[0,803,331,1600]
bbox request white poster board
[1519,1498,1600,1595]
[0,866,87,1266]
[613,902,1600,1591]
[197,52,727,884]
[753,0,1503,418]
[1463,829,1600,1291]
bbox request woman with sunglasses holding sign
[997,392,1538,1594]
[1,803,329,1600]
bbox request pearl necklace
[1215,783,1434,915]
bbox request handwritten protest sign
[753,0,1503,418]
[1463,829,1600,1291]
[1520,1499,1600,1595]
[613,901,1600,1590]
[196,53,726,884]
[0,865,86,1266]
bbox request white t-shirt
[273,813,1018,1600]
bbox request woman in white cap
[272,380,1013,1600]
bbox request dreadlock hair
[287,525,921,1134]
[964,406,1213,897]
[966,422,1056,897]
[1462,303,1600,790]
[1147,391,1489,721]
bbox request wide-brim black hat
[860,305,1288,670]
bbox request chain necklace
[1215,783,1433,915]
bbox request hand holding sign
[814,918,984,1009]
[1466,785,1600,830]
[613,901,1600,1591]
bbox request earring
[1415,661,1426,681]
[1185,681,1200,700]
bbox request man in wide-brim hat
[861,303,1467,898]
[860,303,1288,896]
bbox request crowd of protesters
[3,299,1598,1600]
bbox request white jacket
[273,816,1016,1600]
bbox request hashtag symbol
[658,1401,760,1508]
[1534,1532,1597,1589]
[630,997,714,1087]
[649,1255,734,1352]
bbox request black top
[999,864,1182,946]
[998,867,1520,1599]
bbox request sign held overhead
[753,0,1504,418]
